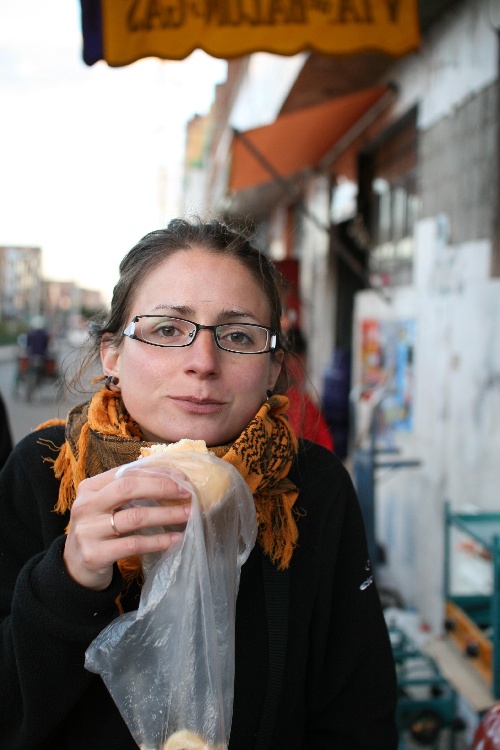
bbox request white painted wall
[182,168,208,217]
[229,53,308,132]
[299,175,336,395]
[347,0,500,632]
[383,0,498,129]
[353,217,500,631]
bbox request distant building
[41,280,106,334]
[0,246,42,324]
[80,287,105,314]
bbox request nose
[183,327,221,376]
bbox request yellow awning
[97,0,420,66]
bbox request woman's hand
[63,466,192,591]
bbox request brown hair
[71,218,293,394]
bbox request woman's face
[102,248,283,446]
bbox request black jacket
[0,391,13,469]
[0,426,397,749]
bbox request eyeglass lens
[135,316,270,353]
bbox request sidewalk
[0,345,18,362]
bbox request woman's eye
[229,331,249,343]
[222,328,254,346]
[152,325,176,337]
[149,322,184,339]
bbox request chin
[142,414,248,447]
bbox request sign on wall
[360,317,415,432]
[80,0,421,66]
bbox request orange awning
[229,86,390,193]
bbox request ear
[100,335,120,378]
[268,350,284,392]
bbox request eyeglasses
[123,315,277,354]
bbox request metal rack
[352,392,421,567]
[390,624,465,749]
[444,501,500,698]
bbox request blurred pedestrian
[26,315,50,363]
[24,315,52,397]
[284,326,335,452]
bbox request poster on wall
[360,318,415,432]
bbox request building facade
[0,246,105,342]
[0,246,42,330]
[183,0,500,631]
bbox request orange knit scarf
[40,388,299,583]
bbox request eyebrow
[149,304,262,323]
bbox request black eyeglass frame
[123,314,277,354]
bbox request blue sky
[0,1,227,302]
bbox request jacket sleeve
[0,392,13,469]
[301,448,398,749]
[0,430,123,749]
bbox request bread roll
[161,729,213,749]
[140,439,208,456]
[141,730,223,750]
[139,440,231,510]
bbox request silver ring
[110,509,121,537]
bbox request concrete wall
[299,176,336,395]
[348,0,500,631]
[353,217,500,631]
[386,0,498,129]
[420,82,498,247]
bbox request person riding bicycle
[27,316,49,365]
[26,315,51,392]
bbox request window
[359,108,419,287]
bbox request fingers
[64,522,186,592]
[77,468,191,513]
[63,468,194,591]
[109,501,191,538]
[79,465,121,490]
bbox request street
[0,341,96,445]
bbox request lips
[170,396,226,414]
[174,396,225,405]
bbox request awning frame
[230,87,398,298]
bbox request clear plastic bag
[85,450,257,750]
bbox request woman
[0,218,397,749]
